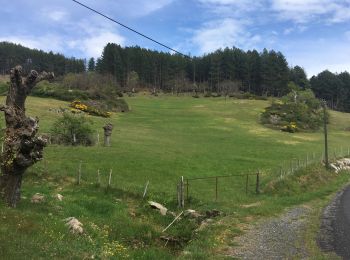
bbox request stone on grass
[64,217,83,234]
[148,201,167,216]
[184,209,203,219]
[31,193,45,204]
[196,218,214,232]
[54,194,64,201]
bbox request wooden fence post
[177,183,181,208]
[186,179,189,202]
[181,176,184,208]
[108,169,112,187]
[143,181,149,199]
[97,169,100,186]
[245,174,249,195]
[256,170,260,194]
[77,161,82,185]
[215,177,218,201]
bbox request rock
[205,209,222,218]
[196,218,214,232]
[31,193,45,203]
[148,201,168,216]
[160,235,180,244]
[64,217,83,234]
[184,209,203,219]
[54,194,64,201]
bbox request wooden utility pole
[322,100,329,169]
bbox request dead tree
[0,66,53,207]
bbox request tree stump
[0,66,53,207]
[103,123,113,147]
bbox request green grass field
[1,94,350,259]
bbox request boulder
[148,201,168,216]
[64,217,83,234]
[31,193,45,204]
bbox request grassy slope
[0,95,349,259]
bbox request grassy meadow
[0,94,350,259]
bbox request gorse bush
[261,89,327,132]
[70,100,111,117]
[31,74,129,112]
[50,113,94,146]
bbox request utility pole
[322,100,329,169]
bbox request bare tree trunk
[0,66,53,207]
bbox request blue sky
[1,0,350,77]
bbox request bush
[70,100,111,117]
[32,80,89,101]
[261,89,326,132]
[50,113,94,146]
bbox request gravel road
[319,186,350,259]
[227,206,311,259]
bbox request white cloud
[86,0,174,18]
[81,32,125,58]
[192,18,261,54]
[197,0,264,15]
[45,10,68,22]
[271,0,350,23]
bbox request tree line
[92,43,310,97]
[0,42,85,75]
[310,70,350,112]
[2,41,350,113]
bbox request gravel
[318,186,350,259]
[228,206,311,259]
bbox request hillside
[0,95,350,258]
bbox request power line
[71,0,191,59]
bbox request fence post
[108,169,112,187]
[245,174,249,195]
[177,183,181,208]
[77,161,82,185]
[215,177,218,201]
[143,181,149,199]
[186,179,189,202]
[181,176,184,208]
[256,170,260,194]
[97,169,100,186]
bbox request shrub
[261,89,326,132]
[32,80,89,101]
[50,113,94,146]
[70,100,111,117]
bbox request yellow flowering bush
[70,100,111,118]
[281,122,298,133]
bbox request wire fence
[176,146,350,207]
